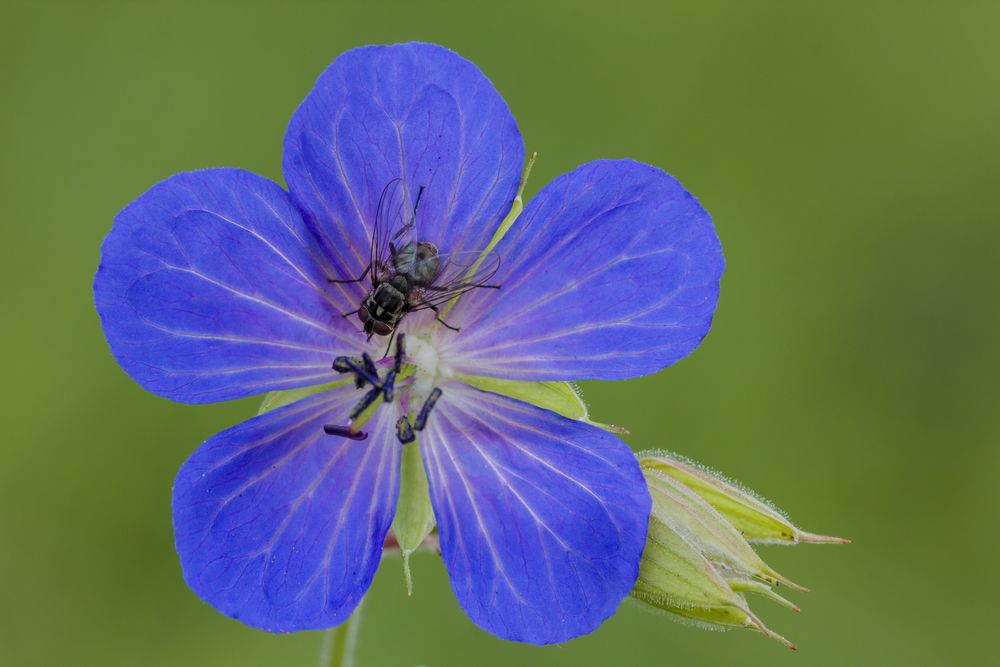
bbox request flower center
[324,333,447,444]
[405,332,451,401]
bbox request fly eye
[374,322,393,336]
[358,306,371,323]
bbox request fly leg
[328,264,370,284]
[382,329,397,362]
[428,304,460,332]
[423,282,501,292]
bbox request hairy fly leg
[328,263,371,284]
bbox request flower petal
[420,383,650,644]
[95,169,355,404]
[445,159,725,381]
[283,42,524,278]
[172,386,401,632]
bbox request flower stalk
[319,601,364,667]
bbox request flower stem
[318,601,364,667]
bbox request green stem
[318,600,364,667]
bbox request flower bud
[643,467,808,592]
[630,451,848,648]
[640,451,849,545]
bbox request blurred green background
[2,1,998,665]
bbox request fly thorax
[386,274,410,293]
[395,241,440,286]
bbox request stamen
[395,416,416,444]
[332,356,354,373]
[342,357,383,389]
[362,352,379,377]
[333,355,371,388]
[383,370,396,403]
[349,386,383,421]
[413,387,443,431]
[323,424,368,440]
[329,335,421,443]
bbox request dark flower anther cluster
[323,334,442,445]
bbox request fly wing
[408,249,502,310]
[371,179,416,281]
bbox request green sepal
[257,379,351,415]
[480,151,536,257]
[631,516,795,649]
[639,452,848,546]
[455,373,628,434]
[641,466,807,591]
[631,513,755,629]
[390,438,436,595]
[727,576,800,612]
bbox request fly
[330,180,501,345]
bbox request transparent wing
[371,179,417,282]
[408,249,502,310]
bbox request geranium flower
[93,42,724,644]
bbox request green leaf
[390,439,435,595]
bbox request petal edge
[446,159,725,381]
[420,383,650,644]
[172,387,401,631]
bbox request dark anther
[332,355,380,388]
[349,387,383,421]
[394,333,406,374]
[362,352,379,377]
[323,424,368,441]
[395,416,416,444]
[383,370,396,403]
[343,357,383,390]
[413,387,443,431]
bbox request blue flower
[94,43,724,644]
